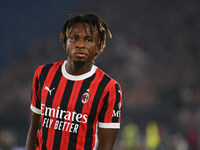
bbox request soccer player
[26,13,123,150]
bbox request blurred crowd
[0,0,200,149]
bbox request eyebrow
[70,33,93,38]
[85,35,92,38]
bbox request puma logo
[44,86,55,96]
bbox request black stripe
[98,92,109,122]
[68,73,96,150]
[112,84,120,122]
[84,75,111,150]
[39,64,54,88]
[52,80,74,150]
[42,65,62,150]
[39,64,54,101]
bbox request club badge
[81,89,90,104]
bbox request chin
[73,59,93,65]
[73,61,85,64]
[68,56,92,64]
[72,59,88,64]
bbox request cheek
[66,40,70,50]
[89,45,97,54]
[89,46,98,58]
[65,46,71,57]
[66,41,73,54]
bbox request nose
[76,39,85,49]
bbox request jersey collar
[61,60,97,81]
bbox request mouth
[74,51,87,57]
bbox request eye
[71,37,78,41]
[70,35,78,41]
[85,38,93,42]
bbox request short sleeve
[30,67,42,114]
[98,83,123,129]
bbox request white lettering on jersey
[41,104,89,133]
[41,104,88,123]
[112,110,121,117]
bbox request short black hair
[60,13,112,55]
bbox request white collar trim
[61,60,97,81]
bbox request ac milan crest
[81,90,90,104]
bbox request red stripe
[46,76,67,149]
[59,80,83,150]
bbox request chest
[39,75,105,123]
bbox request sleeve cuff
[99,122,120,129]
[30,104,41,114]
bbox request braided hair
[60,13,112,56]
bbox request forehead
[70,23,98,36]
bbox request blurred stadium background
[0,0,200,149]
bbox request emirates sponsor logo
[41,104,88,133]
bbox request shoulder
[34,60,64,76]
[96,67,121,89]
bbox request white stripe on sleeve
[98,122,120,129]
[30,104,41,115]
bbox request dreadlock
[60,13,112,55]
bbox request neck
[65,59,93,75]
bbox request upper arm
[98,128,119,150]
[97,82,123,150]
[98,83,123,128]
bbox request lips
[74,51,87,57]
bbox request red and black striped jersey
[30,60,123,150]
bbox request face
[66,23,99,64]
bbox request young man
[26,13,123,150]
